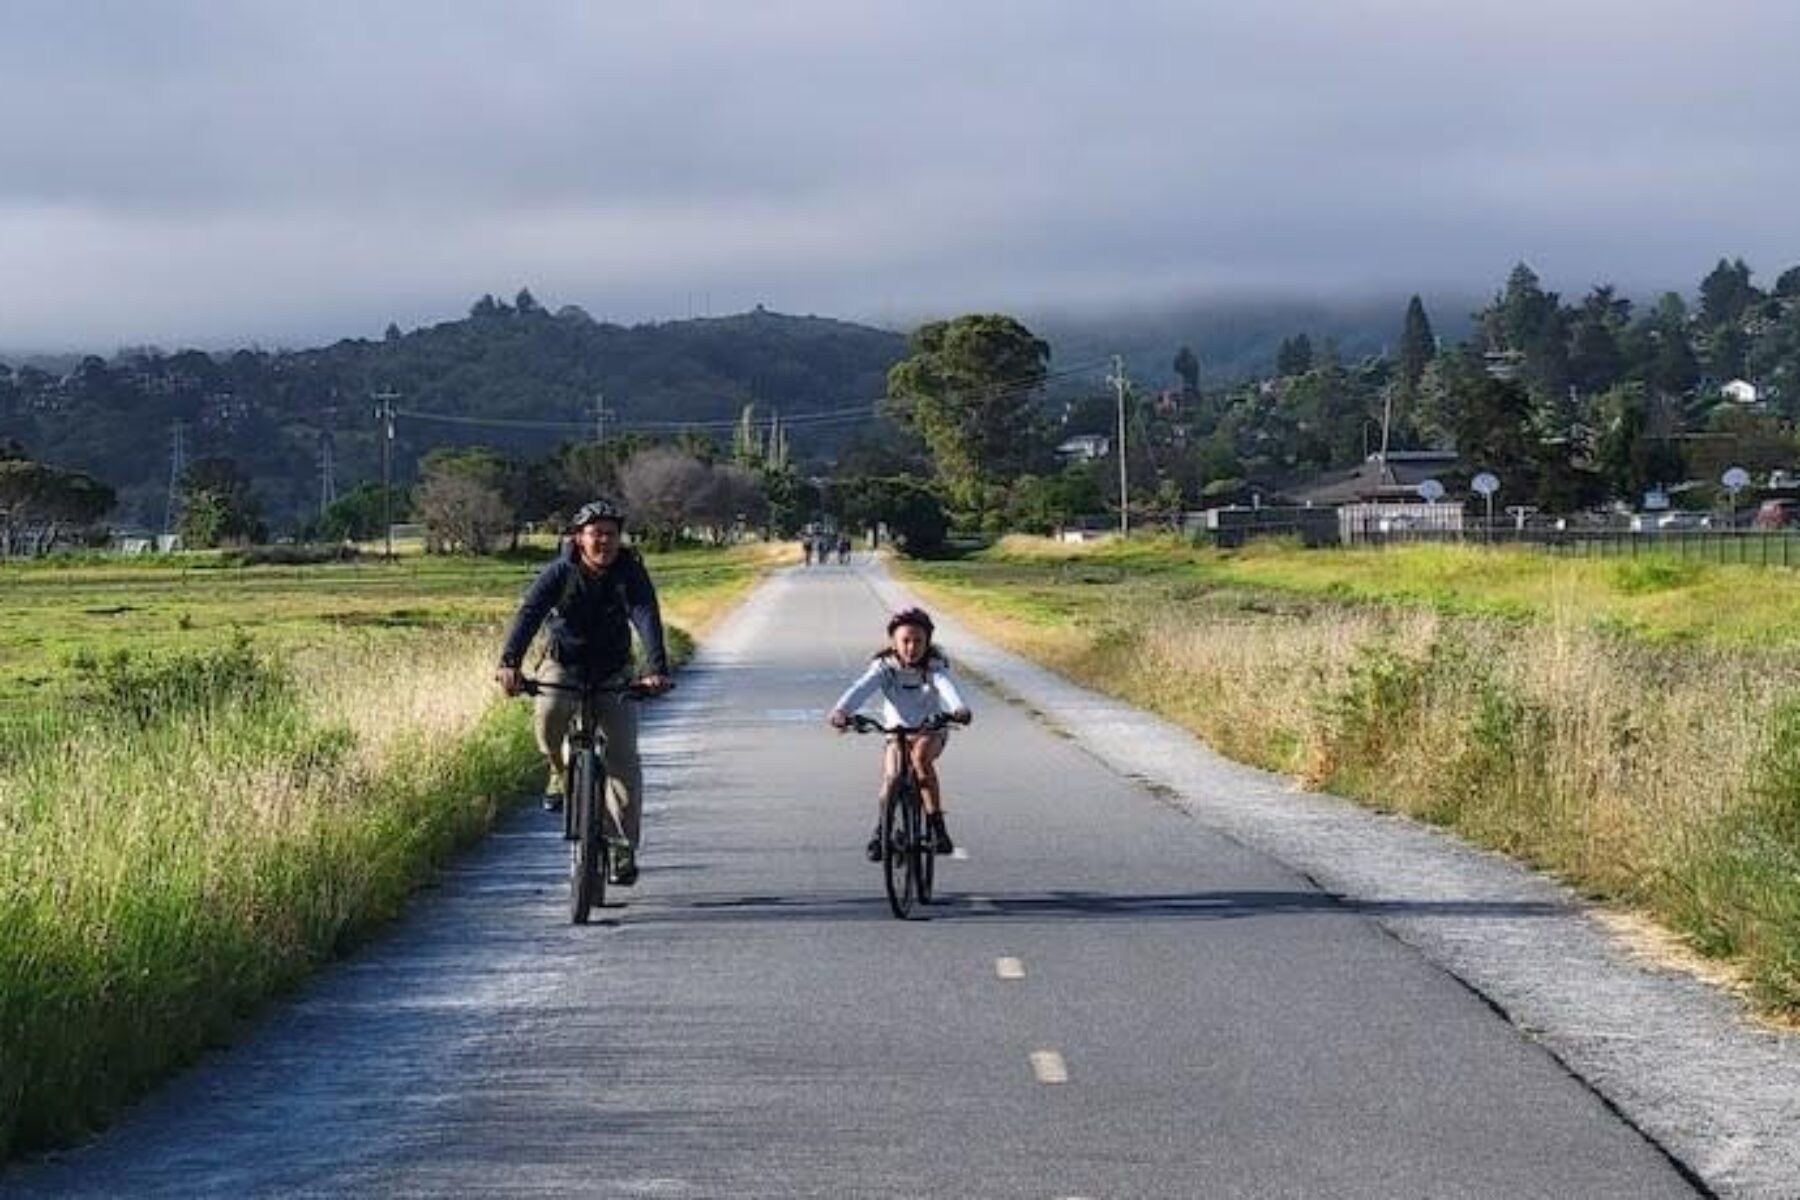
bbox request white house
[1721,379,1760,404]
[1055,434,1111,462]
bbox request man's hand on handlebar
[634,673,675,696]
[828,708,850,731]
[950,708,972,726]
[495,665,523,697]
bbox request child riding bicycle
[827,607,972,860]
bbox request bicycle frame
[849,711,962,919]
[522,675,649,923]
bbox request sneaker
[930,817,954,856]
[609,843,638,887]
[542,766,566,811]
[865,826,884,863]
[541,792,564,813]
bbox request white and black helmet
[567,498,626,531]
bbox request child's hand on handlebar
[828,708,850,731]
[951,708,972,725]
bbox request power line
[380,356,1117,439]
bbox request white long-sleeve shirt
[830,651,968,728]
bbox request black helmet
[886,607,935,637]
[567,498,626,531]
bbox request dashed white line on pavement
[967,895,998,913]
[996,957,1026,980]
[1030,1050,1069,1084]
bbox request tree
[177,456,264,547]
[1002,467,1104,535]
[617,447,711,548]
[548,440,628,519]
[1641,294,1701,397]
[318,481,404,542]
[1568,287,1627,394]
[834,475,948,555]
[1594,384,1684,502]
[1396,296,1436,395]
[413,470,511,553]
[1173,345,1201,397]
[885,314,1051,514]
[1699,257,1757,329]
[413,447,516,552]
[1275,334,1314,377]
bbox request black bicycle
[521,676,659,924]
[850,711,966,919]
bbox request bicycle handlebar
[518,677,670,700]
[847,711,969,736]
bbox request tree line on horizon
[6,257,1800,553]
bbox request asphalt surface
[3,560,1763,1198]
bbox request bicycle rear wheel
[881,783,916,919]
[569,749,605,923]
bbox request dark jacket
[498,542,669,678]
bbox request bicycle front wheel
[917,813,936,905]
[569,750,605,923]
[881,783,916,919]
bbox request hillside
[0,300,908,529]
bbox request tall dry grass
[0,630,537,1159]
[910,566,1800,1015]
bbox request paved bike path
[4,563,1707,1197]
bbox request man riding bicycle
[495,498,673,886]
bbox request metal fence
[1199,520,1800,568]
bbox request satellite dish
[1417,478,1445,503]
[1471,472,1500,498]
[1722,467,1751,492]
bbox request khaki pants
[534,659,644,850]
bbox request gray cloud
[3,0,1799,348]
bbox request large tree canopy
[885,314,1050,510]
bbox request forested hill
[0,297,907,528]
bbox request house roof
[1281,453,1461,506]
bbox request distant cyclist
[495,498,673,886]
[827,607,972,860]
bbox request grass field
[899,536,1800,1020]
[0,543,780,1161]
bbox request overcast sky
[4,0,1799,351]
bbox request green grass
[0,544,771,1161]
[0,548,754,710]
[976,534,1800,648]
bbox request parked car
[1632,511,1709,532]
[1754,499,1800,529]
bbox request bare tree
[414,471,511,554]
[691,463,766,542]
[617,447,709,546]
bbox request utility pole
[373,390,399,558]
[317,430,337,519]
[163,420,188,537]
[1108,355,1130,536]
[591,391,615,444]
